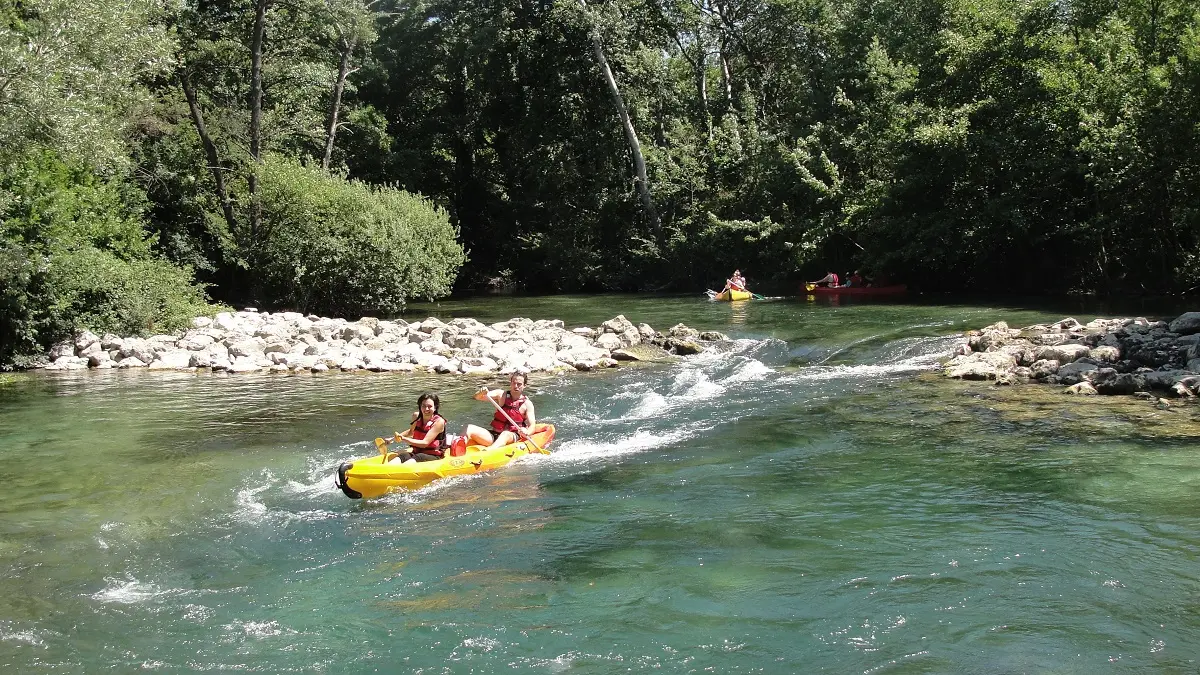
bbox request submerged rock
[612,343,674,363]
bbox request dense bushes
[0,152,222,367]
[253,156,465,317]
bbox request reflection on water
[2,295,1200,672]
[729,299,748,325]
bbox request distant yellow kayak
[335,424,556,499]
[709,288,752,301]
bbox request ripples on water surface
[2,295,1200,672]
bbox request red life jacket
[412,413,447,457]
[830,273,839,286]
[490,392,527,433]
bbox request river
[2,294,1198,672]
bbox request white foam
[91,577,164,604]
[0,621,47,647]
[461,636,502,652]
[725,359,773,383]
[223,619,291,638]
[633,391,669,418]
[784,361,936,382]
[234,478,272,524]
[183,604,215,622]
[548,421,710,465]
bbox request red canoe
[804,284,907,296]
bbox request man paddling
[464,371,537,451]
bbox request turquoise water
[2,295,1199,672]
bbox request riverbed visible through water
[2,293,1199,672]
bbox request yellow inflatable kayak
[708,288,752,301]
[334,424,556,499]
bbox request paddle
[805,283,816,292]
[481,387,549,455]
[374,436,397,462]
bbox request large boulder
[120,339,157,365]
[1064,381,1098,395]
[1030,359,1060,379]
[1127,339,1178,368]
[600,315,636,335]
[1143,370,1192,393]
[459,356,499,375]
[595,333,623,350]
[1168,312,1200,335]
[612,343,674,362]
[148,350,193,370]
[1036,344,1090,364]
[664,337,704,356]
[87,351,114,367]
[116,356,147,368]
[48,340,75,360]
[1092,368,1147,395]
[1036,332,1068,347]
[226,338,266,359]
[668,324,700,339]
[340,323,376,342]
[1057,361,1099,385]
[74,330,100,352]
[944,351,1017,380]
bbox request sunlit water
[2,294,1199,672]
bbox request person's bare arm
[395,412,420,443]
[521,400,536,435]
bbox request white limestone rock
[148,349,194,370]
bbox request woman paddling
[464,372,536,451]
[724,270,747,292]
[391,392,459,463]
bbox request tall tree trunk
[322,35,357,171]
[578,0,660,234]
[698,48,711,141]
[720,42,733,102]
[248,0,268,253]
[698,1,712,140]
[180,72,238,234]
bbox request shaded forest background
[3,0,1199,363]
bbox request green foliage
[0,151,221,365]
[0,0,174,166]
[253,156,464,315]
[0,241,44,363]
[43,247,220,337]
[8,0,1200,300]
[1,151,154,258]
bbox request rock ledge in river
[946,312,1200,400]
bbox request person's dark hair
[417,392,440,414]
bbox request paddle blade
[374,437,387,455]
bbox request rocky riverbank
[36,310,729,375]
[944,311,1200,399]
